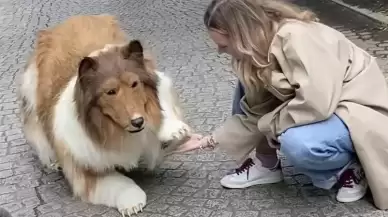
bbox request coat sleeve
[266,27,345,136]
[212,87,282,161]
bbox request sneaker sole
[336,185,368,203]
[220,175,284,189]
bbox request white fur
[19,63,57,169]
[100,43,192,147]
[155,70,191,143]
[53,76,156,171]
[20,64,38,111]
[20,44,190,216]
[91,172,146,216]
[52,73,156,215]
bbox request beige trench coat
[213,19,388,209]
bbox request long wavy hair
[204,0,318,93]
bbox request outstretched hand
[174,134,211,153]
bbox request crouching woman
[178,0,388,208]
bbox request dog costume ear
[122,40,158,90]
[78,57,98,75]
[78,57,98,89]
[122,40,144,59]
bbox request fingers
[173,135,208,153]
[175,141,202,152]
[190,133,204,140]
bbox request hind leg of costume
[61,154,146,216]
[22,112,59,170]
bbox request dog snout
[131,117,144,129]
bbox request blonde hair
[204,0,318,93]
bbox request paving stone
[210,210,233,217]
[0,0,387,216]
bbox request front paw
[158,119,191,143]
[117,186,147,216]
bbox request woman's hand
[174,134,215,153]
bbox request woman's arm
[174,112,266,160]
[176,88,282,162]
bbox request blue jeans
[232,81,246,116]
[232,81,356,189]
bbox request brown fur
[23,14,164,202]
[55,139,98,200]
[32,14,161,150]
[74,42,162,149]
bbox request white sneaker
[336,163,368,203]
[220,157,284,189]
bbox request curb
[328,0,388,25]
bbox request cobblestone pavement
[339,0,388,16]
[1,0,388,216]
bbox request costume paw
[117,186,147,216]
[119,203,144,216]
[158,119,191,143]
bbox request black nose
[131,117,144,128]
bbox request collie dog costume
[18,14,191,216]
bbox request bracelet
[206,135,218,150]
[199,135,218,150]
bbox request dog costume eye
[106,89,117,95]
[131,81,138,88]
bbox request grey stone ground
[1,0,388,216]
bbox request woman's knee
[279,129,317,167]
[278,117,354,170]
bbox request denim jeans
[231,81,246,116]
[232,80,356,189]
